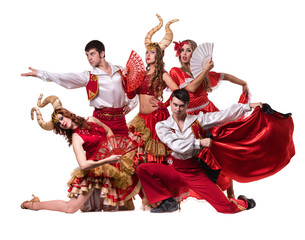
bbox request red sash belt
[93,107,125,121]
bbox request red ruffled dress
[128,73,170,164]
[67,122,141,210]
[170,67,225,114]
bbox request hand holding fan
[125,50,145,92]
[190,42,214,78]
[107,135,139,157]
[91,135,139,179]
[94,135,139,160]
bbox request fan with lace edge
[190,42,214,79]
[125,50,145,92]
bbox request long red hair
[146,43,166,100]
[52,108,91,146]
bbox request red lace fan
[94,135,139,160]
[125,50,145,92]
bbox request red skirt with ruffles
[129,107,170,164]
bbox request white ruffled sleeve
[197,103,251,129]
[37,70,89,89]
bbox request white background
[1,0,304,239]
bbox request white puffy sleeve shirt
[155,103,251,160]
[37,63,138,110]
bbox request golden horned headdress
[144,14,179,51]
[31,94,63,131]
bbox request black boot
[238,195,256,210]
[150,197,178,213]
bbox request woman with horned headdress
[127,14,179,164]
[21,94,141,213]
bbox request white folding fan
[190,42,214,78]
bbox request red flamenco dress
[127,73,170,164]
[67,122,141,210]
[170,67,228,114]
[123,50,169,164]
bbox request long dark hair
[52,108,91,146]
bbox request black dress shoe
[150,197,178,213]
[238,195,256,210]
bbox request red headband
[173,41,189,57]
